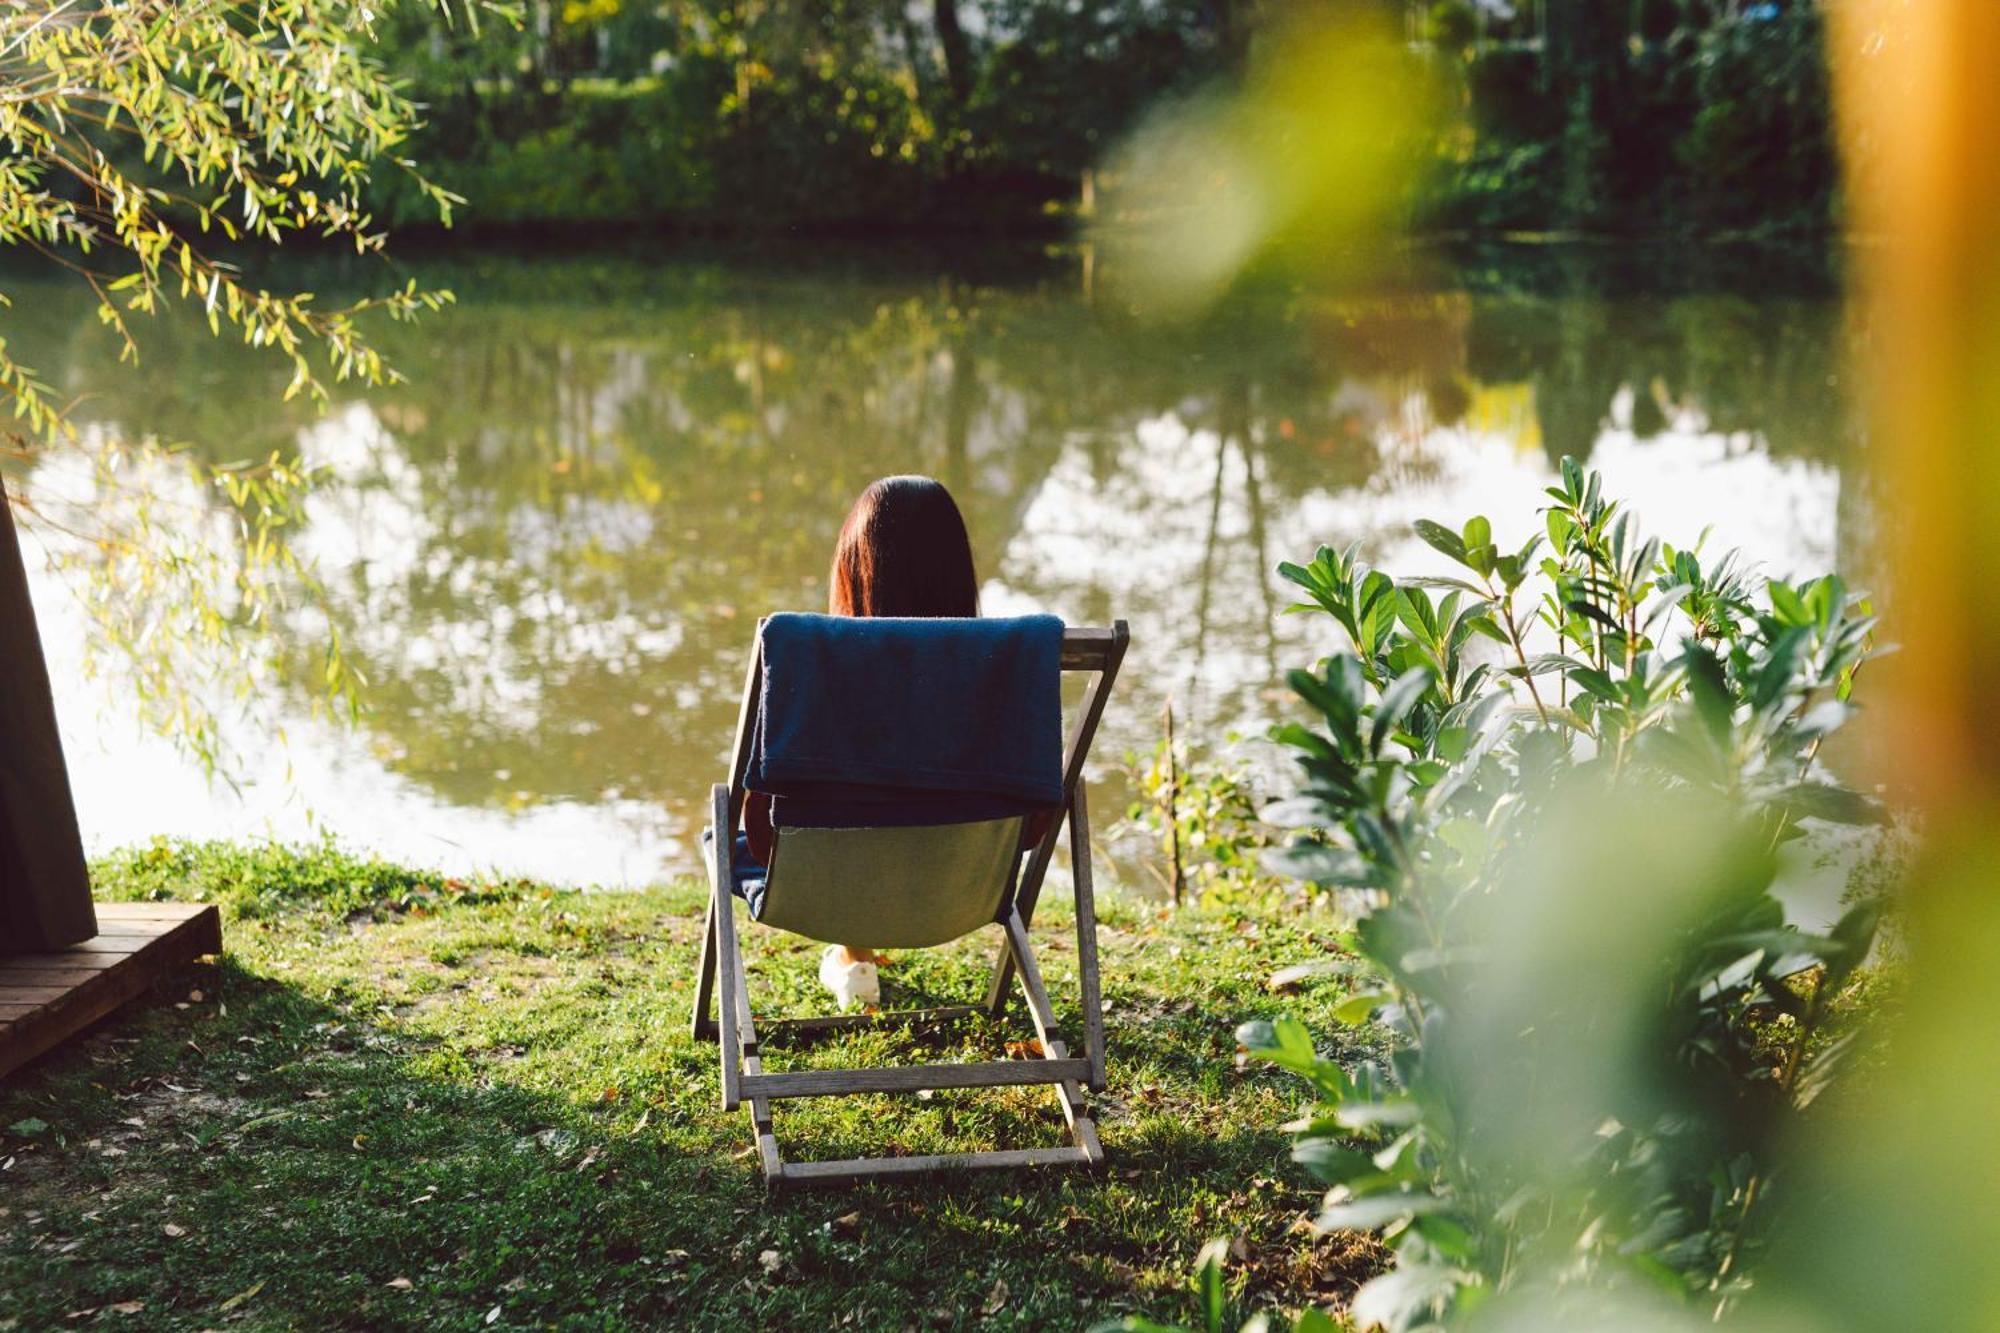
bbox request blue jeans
[700,827,769,918]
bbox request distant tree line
[1428,0,1838,235]
[365,0,1837,236]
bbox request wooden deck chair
[691,620,1128,1188]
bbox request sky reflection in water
[10,246,1864,890]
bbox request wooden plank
[0,967,133,987]
[0,986,78,1005]
[0,902,221,1082]
[72,929,178,944]
[29,938,145,956]
[779,1145,1091,1186]
[743,1057,1090,1101]
[0,952,125,972]
[0,1005,35,1019]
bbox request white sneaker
[819,946,880,1012]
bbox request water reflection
[5,245,1866,886]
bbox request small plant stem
[1488,587,1551,725]
[1623,595,1638,673]
[1163,698,1186,907]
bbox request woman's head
[829,475,979,618]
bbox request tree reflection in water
[4,244,1866,886]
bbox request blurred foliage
[355,0,1840,237]
[1138,461,1892,1328]
[1431,0,1838,236]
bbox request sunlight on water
[5,247,1865,889]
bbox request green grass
[0,840,1384,1330]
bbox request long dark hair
[829,476,979,618]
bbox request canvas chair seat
[758,815,1025,950]
[691,617,1128,1188]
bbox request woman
[745,475,984,1006]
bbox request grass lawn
[0,841,1384,1330]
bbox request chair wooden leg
[1069,785,1107,1092]
[1002,908,1104,1165]
[984,821,1062,1018]
[710,786,744,1113]
[729,955,783,1187]
[691,890,718,1041]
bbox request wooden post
[0,474,95,954]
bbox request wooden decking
[0,902,222,1081]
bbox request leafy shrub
[1121,733,1279,908]
[1131,461,1889,1330]
[1241,460,1886,1325]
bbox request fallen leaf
[484,1306,501,1325]
[237,1110,296,1133]
[162,1223,187,1239]
[108,1302,144,1316]
[981,1277,1009,1317]
[386,1277,414,1291]
[7,1119,48,1138]
[758,1249,783,1276]
[832,1211,861,1233]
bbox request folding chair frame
[691,621,1129,1188]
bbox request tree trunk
[0,475,95,952]
[933,0,973,105]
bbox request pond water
[6,242,1868,891]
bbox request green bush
[1249,460,1884,1324]
[1121,462,1893,1330]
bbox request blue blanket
[747,613,1064,806]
